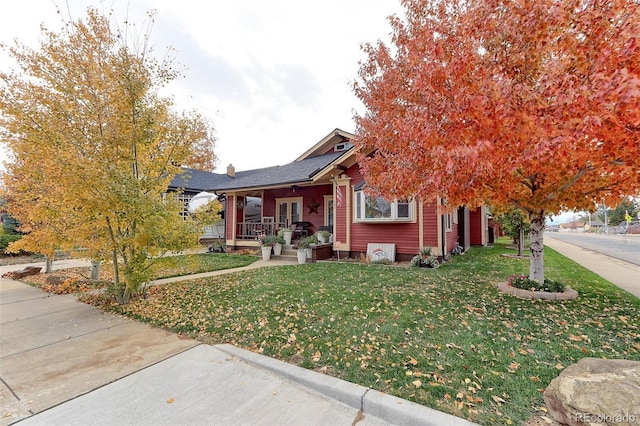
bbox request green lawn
[148,253,258,279]
[84,241,640,425]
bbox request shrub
[419,247,432,257]
[1,213,22,235]
[411,252,439,268]
[0,234,23,254]
[507,274,566,292]
[297,236,315,250]
[258,234,276,247]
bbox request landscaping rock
[45,275,66,285]
[496,281,578,300]
[543,358,640,426]
[4,266,42,279]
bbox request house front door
[276,197,303,227]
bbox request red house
[170,129,489,261]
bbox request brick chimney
[226,164,235,178]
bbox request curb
[215,344,477,426]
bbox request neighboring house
[559,221,587,232]
[169,128,489,261]
[585,218,605,232]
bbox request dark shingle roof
[169,151,347,193]
[168,168,233,192]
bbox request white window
[324,195,333,227]
[354,191,414,222]
[445,213,453,232]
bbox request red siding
[422,203,440,249]
[470,208,484,245]
[351,222,419,256]
[345,165,441,257]
[446,222,460,253]
[262,185,332,232]
[335,200,347,243]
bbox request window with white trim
[445,213,453,232]
[324,195,333,227]
[354,190,414,222]
[276,197,303,227]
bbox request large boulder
[544,358,640,426]
[45,275,66,285]
[3,266,42,279]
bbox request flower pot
[306,247,313,258]
[283,231,293,245]
[297,249,307,264]
[273,243,282,256]
[261,246,272,261]
[317,234,326,244]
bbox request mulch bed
[19,267,111,294]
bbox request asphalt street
[545,232,640,266]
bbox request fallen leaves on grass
[82,244,640,425]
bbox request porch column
[226,194,237,247]
[333,175,352,252]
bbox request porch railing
[236,221,287,240]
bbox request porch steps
[272,245,301,262]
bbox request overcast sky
[0,0,402,172]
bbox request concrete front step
[273,246,307,263]
[272,254,300,262]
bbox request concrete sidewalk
[0,259,475,426]
[0,256,298,287]
[544,236,640,299]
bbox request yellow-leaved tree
[0,7,218,304]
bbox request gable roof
[169,128,356,193]
[295,128,354,161]
[211,151,346,191]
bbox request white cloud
[0,0,402,172]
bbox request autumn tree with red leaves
[354,0,640,283]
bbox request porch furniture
[291,221,312,240]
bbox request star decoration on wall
[307,199,321,214]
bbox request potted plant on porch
[304,235,318,258]
[281,227,293,245]
[315,230,331,244]
[273,232,285,256]
[296,237,312,264]
[259,235,276,261]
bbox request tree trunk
[518,225,525,257]
[44,255,53,273]
[528,210,546,283]
[90,260,100,280]
[112,250,125,305]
